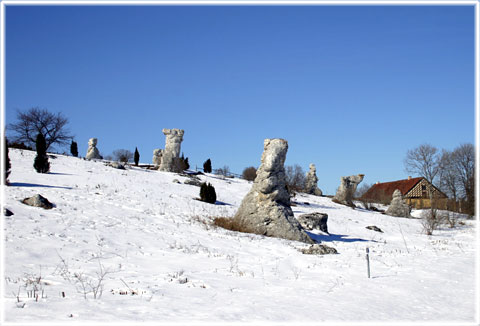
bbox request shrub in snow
[33,133,50,173]
[242,166,257,181]
[200,182,216,204]
[421,209,441,235]
[173,153,189,172]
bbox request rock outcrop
[297,212,329,233]
[107,162,126,170]
[300,244,337,255]
[86,138,102,160]
[22,194,54,209]
[158,129,184,172]
[385,189,411,217]
[304,163,323,196]
[232,139,314,244]
[332,174,364,207]
[152,149,162,167]
[366,225,383,233]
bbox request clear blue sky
[5,4,475,195]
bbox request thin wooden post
[366,247,371,278]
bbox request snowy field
[2,149,478,324]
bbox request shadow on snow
[9,182,72,190]
[307,232,372,243]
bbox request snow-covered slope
[2,149,477,323]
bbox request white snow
[2,149,478,323]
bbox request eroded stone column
[232,138,314,244]
[386,189,411,217]
[304,163,323,196]
[86,138,102,160]
[333,174,364,207]
[158,128,184,172]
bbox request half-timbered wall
[404,179,446,199]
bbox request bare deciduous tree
[404,143,441,185]
[452,143,475,215]
[8,107,72,151]
[285,164,306,195]
[112,149,133,163]
[405,144,442,227]
[439,150,459,201]
[215,165,231,178]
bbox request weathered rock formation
[332,174,364,207]
[304,163,323,196]
[232,139,314,244]
[86,138,102,160]
[107,162,126,170]
[366,225,383,233]
[298,212,329,234]
[158,129,184,172]
[300,244,337,255]
[385,189,411,218]
[152,149,163,167]
[22,194,54,209]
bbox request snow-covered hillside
[2,149,478,323]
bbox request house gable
[405,178,447,199]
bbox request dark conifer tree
[200,182,216,204]
[70,140,78,157]
[5,137,11,184]
[203,159,212,173]
[134,147,140,166]
[33,133,50,173]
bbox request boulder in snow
[22,194,54,209]
[297,212,329,233]
[366,225,383,233]
[300,244,337,255]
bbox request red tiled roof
[362,177,424,200]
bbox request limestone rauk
[153,129,185,172]
[333,174,364,207]
[232,138,314,244]
[85,138,102,160]
[304,163,323,196]
[385,189,411,218]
